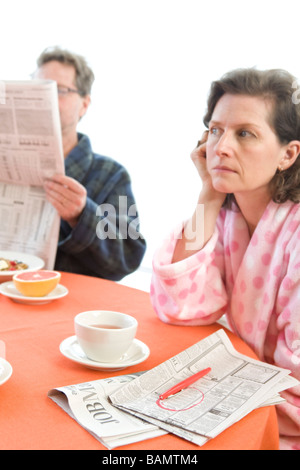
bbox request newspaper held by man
[109,329,299,446]
[0,80,64,268]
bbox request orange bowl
[13,270,61,297]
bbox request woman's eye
[239,130,254,138]
[210,127,219,136]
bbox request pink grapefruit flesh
[13,270,61,297]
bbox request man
[33,46,146,280]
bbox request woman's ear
[279,140,300,170]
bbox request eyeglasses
[57,85,83,96]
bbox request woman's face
[206,93,288,199]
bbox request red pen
[159,367,211,400]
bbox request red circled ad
[156,386,205,412]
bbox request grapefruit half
[13,270,61,297]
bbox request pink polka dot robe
[151,199,300,450]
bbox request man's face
[34,60,90,138]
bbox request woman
[150,68,300,450]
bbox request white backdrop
[2,0,300,288]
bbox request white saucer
[0,250,44,283]
[0,357,13,385]
[59,335,150,371]
[0,281,68,305]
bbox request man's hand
[44,174,87,228]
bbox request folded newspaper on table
[48,372,167,449]
[48,329,299,449]
[109,329,299,447]
[0,80,64,268]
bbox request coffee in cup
[74,310,137,362]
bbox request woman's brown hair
[203,68,300,207]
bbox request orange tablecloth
[0,272,279,450]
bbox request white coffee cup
[74,310,138,362]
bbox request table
[0,272,279,450]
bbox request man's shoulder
[91,150,129,178]
[79,133,127,172]
[92,150,121,166]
